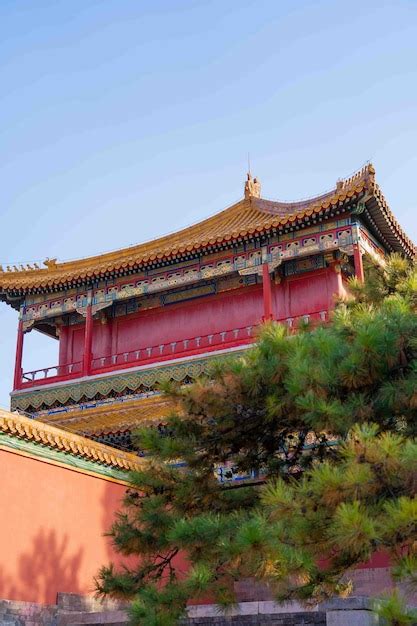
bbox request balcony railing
[91,324,255,373]
[18,310,329,389]
[21,361,83,384]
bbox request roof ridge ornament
[244,172,261,199]
[336,162,376,192]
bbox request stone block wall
[1,594,416,626]
[182,613,325,625]
[0,599,57,626]
[0,594,128,626]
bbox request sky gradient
[1,0,416,406]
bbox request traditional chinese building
[0,164,415,608]
[0,164,414,452]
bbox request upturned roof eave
[0,193,363,294]
[0,164,414,294]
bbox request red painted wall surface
[113,287,264,355]
[0,449,131,605]
[59,271,343,366]
[59,322,113,366]
[0,444,391,606]
[272,268,344,319]
[60,286,265,365]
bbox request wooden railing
[19,310,329,389]
[91,324,255,372]
[21,361,83,384]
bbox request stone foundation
[0,599,57,626]
[0,594,406,626]
[0,593,128,626]
[183,601,326,625]
[183,615,325,625]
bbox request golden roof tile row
[40,395,175,436]
[0,408,143,470]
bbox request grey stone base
[1,593,416,626]
[182,614,325,625]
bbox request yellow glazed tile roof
[0,408,143,470]
[1,164,410,293]
[39,395,176,436]
[0,164,414,293]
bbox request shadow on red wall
[98,477,206,605]
[0,528,83,604]
[100,478,129,563]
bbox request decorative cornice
[11,348,248,411]
[0,409,142,472]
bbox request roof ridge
[0,163,413,292]
[255,162,374,208]
[0,197,250,275]
[0,165,372,274]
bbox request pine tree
[96,255,417,625]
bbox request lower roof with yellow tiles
[0,164,414,297]
[0,408,143,482]
[37,394,176,437]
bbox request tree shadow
[100,479,129,563]
[0,528,83,604]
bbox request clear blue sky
[1,0,416,407]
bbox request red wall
[59,321,112,365]
[59,270,343,366]
[113,287,264,355]
[0,444,390,607]
[272,268,344,319]
[60,286,265,365]
[0,448,129,605]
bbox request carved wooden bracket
[75,301,112,318]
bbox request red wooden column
[82,291,94,377]
[353,243,364,283]
[262,261,273,321]
[327,257,344,299]
[13,319,24,391]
